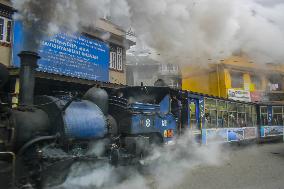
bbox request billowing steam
[126,0,284,65]
[13,0,284,64]
[48,131,228,189]
[12,0,129,51]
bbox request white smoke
[12,0,130,50]
[13,0,284,64]
[48,131,228,189]
[126,0,284,65]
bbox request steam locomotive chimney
[18,51,40,106]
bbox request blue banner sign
[13,21,110,81]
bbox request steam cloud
[48,131,228,189]
[13,0,284,65]
[126,0,284,65]
[12,0,129,51]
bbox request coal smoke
[13,0,284,64]
[12,0,130,51]
[126,0,284,65]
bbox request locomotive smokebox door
[125,136,150,156]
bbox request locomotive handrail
[109,96,128,102]
[109,99,128,106]
[109,96,128,107]
[17,133,60,156]
[108,103,129,110]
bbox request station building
[0,1,134,103]
[182,55,284,102]
[0,0,12,67]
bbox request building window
[231,72,244,88]
[251,75,262,90]
[109,45,123,71]
[260,106,268,125]
[205,98,217,128]
[0,16,12,44]
[272,106,283,125]
[268,75,282,91]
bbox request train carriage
[175,90,274,144]
[201,96,258,144]
[176,89,284,144]
[258,103,284,141]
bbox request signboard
[244,127,257,139]
[202,127,258,144]
[12,21,110,81]
[250,91,263,102]
[228,89,251,102]
[228,128,244,141]
[260,126,284,137]
[203,128,228,144]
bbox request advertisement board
[260,126,283,137]
[228,128,244,141]
[228,89,251,102]
[250,91,263,102]
[203,127,258,144]
[244,127,257,139]
[12,21,110,82]
[203,128,228,144]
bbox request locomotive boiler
[0,51,177,188]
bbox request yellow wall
[109,70,126,85]
[182,72,210,94]
[182,56,284,98]
[182,66,232,98]
[0,46,11,66]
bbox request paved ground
[49,142,284,189]
[177,143,284,189]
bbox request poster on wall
[13,21,110,82]
[204,127,257,144]
[261,126,283,137]
[228,128,244,141]
[244,127,257,139]
[250,92,264,102]
[228,89,251,102]
[205,128,228,143]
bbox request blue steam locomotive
[0,51,178,188]
[0,51,283,188]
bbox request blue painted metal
[159,95,170,114]
[260,126,265,137]
[13,21,110,81]
[267,106,273,126]
[187,95,201,130]
[201,129,207,144]
[130,113,177,143]
[63,100,107,139]
[130,103,160,113]
[195,99,200,129]
[187,92,191,129]
[199,97,205,129]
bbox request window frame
[109,45,124,71]
[272,106,283,126]
[230,71,244,89]
[0,16,12,44]
[260,106,268,125]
